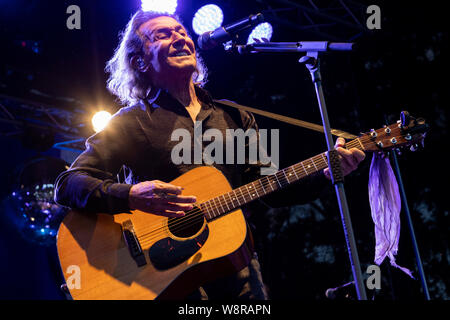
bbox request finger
[350,148,366,163]
[153,183,184,195]
[161,202,195,212]
[164,210,187,218]
[151,194,197,204]
[336,146,353,158]
[164,194,197,203]
[152,209,186,218]
[335,137,346,148]
[323,168,331,180]
[337,148,358,171]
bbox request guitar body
[56,166,254,300]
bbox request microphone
[197,13,264,50]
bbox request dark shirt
[54,86,329,214]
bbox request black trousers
[186,252,269,300]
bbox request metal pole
[390,151,431,300]
[301,53,367,300]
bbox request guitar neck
[200,137,365,221]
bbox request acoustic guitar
[56,113,427,299]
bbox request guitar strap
[213,99,357,140]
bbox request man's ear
[130,55,149,73]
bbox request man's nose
[172,33,187,48]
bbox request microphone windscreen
[197,32,212,50]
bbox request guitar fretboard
[199,137,365,220]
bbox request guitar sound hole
[167,207,205,238]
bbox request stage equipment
[92,111,112,133]
[388,113,430,300]
[247,22,273,44]
[227,39,430,299]
[141,0,177,14]
[192,4,224,36]
[234,39,367,299]
[5,157,69,246]
[197,13,264,50]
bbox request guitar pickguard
[148,225,209,270]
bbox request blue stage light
[192,4,224,36]
[141,0,178,14]
[247,22,273,44]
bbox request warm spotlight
[92,111,112,133]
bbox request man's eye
[155,33,170,40]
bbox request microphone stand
[232,41,368,300]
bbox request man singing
[54,10,365,300]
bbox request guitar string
[136,138,366,243]
[136,138,365,244]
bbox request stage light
[92,111,112,133]
[247,22,273,44]
[2,157,69,246]
[192,4,224,35]
[6,182,68,246]
[141,0,178,14]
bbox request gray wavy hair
[105,10,208,107]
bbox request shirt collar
[143,85,216,111]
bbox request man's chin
[167,62,197,75]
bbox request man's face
[138,16,197,84]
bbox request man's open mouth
[171,51,191,57]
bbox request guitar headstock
[359,111,429,153]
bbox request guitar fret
[311,158,318,171]
[292,164,302,179]
[304,159,314,174]
[285,166,296,183]
[291,165,300,180]
[321,153,328,166]
[252,183,260,197]
[356,138,364,150]
[245,185,253,199]
[239,187,246,203]
[222,194,230,212]
[218,197,225,214]
[274,173,282,187]
[211,199,219,217]
[232,190,241,206]
[280,171,288,187]
[300,162,308,175]
[259,179,267,194]
[282,169,290,184]
[213,198,223,215]
[205,201,215,219]
[268,176,275,191]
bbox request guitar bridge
[122,220,147,267]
